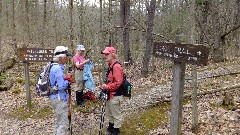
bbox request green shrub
[16,77,25,84]
[12,89,21,95]
[30,79,36,86]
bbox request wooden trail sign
[153,42,209,66]
[18,48,54,108]
[18,48,54,62]
[153,42,209,135]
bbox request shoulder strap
[110,61,121,75]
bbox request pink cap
[101,47,117,54]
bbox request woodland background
[0,0,239,69]
[0,0,240,135]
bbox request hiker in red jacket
[101,47,124,135]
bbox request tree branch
[221,24,240,39]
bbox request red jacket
[105,59,124,99]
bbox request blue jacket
[83,61,96,90]
[49,63,69,101]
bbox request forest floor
[0,57,240,135]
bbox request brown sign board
[18,48,54,62]
[153,42,209,66]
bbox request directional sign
[18,48,54,62]
[153,42,209,66]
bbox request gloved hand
[84,59,90,64]
[64,73,73,84]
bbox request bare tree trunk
[190,0,198,133]
[211,0,224,62]
[199,0,210,44]
[77,0,84,44]
[108,0,112,45]
[141,0,156,77]
[234,0,240,56]
[120,0,131,64]
[52,0,58,45]
[6,2,9,29]
[12,0,18,57]
[0,0,2,62]
[100,0,104,85]
[41,0,47,46]
[69,0,74,53]
[25,0,30,46]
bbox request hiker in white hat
[73,44,89,106]
[50,46,73,134]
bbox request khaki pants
[74,70,84,91]
[106,96,124,128]
[50,98,69,135]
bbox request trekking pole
[99,90,108,135]
[68,84,73,135]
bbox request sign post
[23,62,31,108]
[18,48,54,108]
[153,41,209,135]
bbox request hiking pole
[99,90,108,135]
[68,83,73,134]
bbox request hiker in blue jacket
[49,46,73,135]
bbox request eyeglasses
[104,53,110,56]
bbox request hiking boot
[76,90,84,106]
[112,128,120,135]
[107,122,114,134]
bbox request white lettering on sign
[174,47,194,56]
[19,48,55,62]
[188,56,198,61]
[153,42,209,66]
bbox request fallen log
[152,84,240,104]
[0,58,17,75]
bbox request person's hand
[84,59,90,64]
[64,73,73,84]
[101,84,107,90]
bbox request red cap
[101,47,117,54]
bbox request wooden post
[170,35,185,135]
[170,61,185,135]
[23,62,31,108]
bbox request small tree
[141,0,156,77]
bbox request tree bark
[69,0,74,53]
[199,0,210,44]
[141,0,156,77]
[0,0,2,62]
[77,0,85,44]
[52,0,58,45]
[120,0,131,64]
[12,0,18,58]
[108,0,112,45]
[25,0,30,46]
[100,0,104,85]
[41,0,47,47]
[234,0,240,56]
[190,1,198,133]
[211,0,224,62]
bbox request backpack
[107,61,132,98]
[36,61,56,96]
